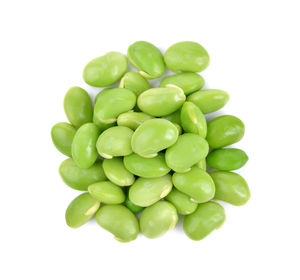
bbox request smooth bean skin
[207,148,248,171]
[206,115,245,149]
[96,205,139,242]
[63,86,93,127]
[59,159,106,191]
[172,122,182,135]
[125,197,144,213]
[71,123,100,169]
[183,202,225,241]
[160,72,205,95]
[96,126,133,158]
[117,112,152,130]
[187,89,230,114]
[127,41,165,79]
[163,110,181,125]
[83,52,127,87]
[123,153,170,178]
[140,201,178,238]
[210,171,250,206]
[131,119,178,158]
[165,133,209,173]
[65,193,100,228]
[93,88,136,124]
[103,157,135,186]
[119,72,151,96]
[137,85,186,117]
[172,166,215,203]
[196,158,206,170]
[180,101,207,138]
[51,122,76,157]
[88,181,125,204]
[164,41,210,72]
[129,175,172,207]
[165,188,197,215]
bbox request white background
[1,0,299,279]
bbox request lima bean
[63,86,93,127]
[103,157,135,186]
[165,188,197,215]
[93,88,136,124]
[96,126,133,158]
[180,101,207,138]
[187,89,229,114]
[183,202,225,240]
[165,133,209,173]
[59,159,106,191]
[160,72,205,95]
[210,171,250,206]
[83,52,127,87]
[96,205,139,242]
[207,148,248,171]
[124,152,170,178]
[137,85,186,117]
[71,123,100,169]
[119,72,151,96]
[127,41,165,79]
[65,193,100,228]
[129,175,172,207]
[51,122,76,157]
[140,201,178,238]
[164,41,210,72]
[131,119,178,158]
[88,181,125,204]
[206,115,245,149]
[117,112,152,130]
[172,166,215,203]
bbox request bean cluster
[51,41,250,242]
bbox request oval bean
[117,112,152,130]
[140,201,178,238]
[137,85,186,117]
[65,193,100,228]
[187,89,229,114]
[88,181,125,204]
[96,126,133,158]
[83,52,127,87]
[210,171,250,206]
[124,152,170,178]
[129,174,172,207]
[127,41,165,79]
[131,119,178,158]
[165,188,197,215]
[183,201,225,240]
[71,123,100,169]
[172,166,215,203]
[119,72,151,96]
[96,205,139,242]
[164,41,210,72]
[207,148,248,171]
[160,72,204,95]
[51,122,76,157]
[165,133,209,173]
[59,159,106,191]
[64,86,93,127]
[93,88,136,124]
[206,115,245,149]
[180,101,207,138]
[103,157,135,186]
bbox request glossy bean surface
[59,159,106,191]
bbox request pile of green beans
[51,41,250,242]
